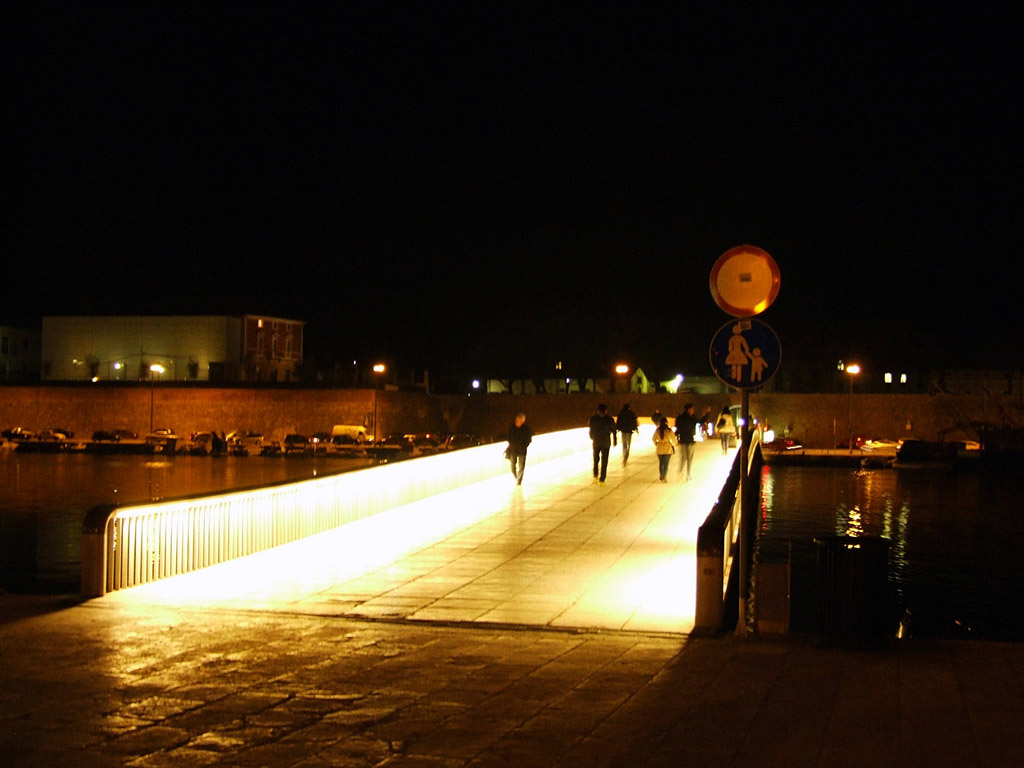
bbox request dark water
[0,451,373,593]
[758,464,1024,641]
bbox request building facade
[40,315,304,382]
[0,326,42,382]
[241,315,305,383]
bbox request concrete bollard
[694,553,723,633]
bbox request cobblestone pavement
[2,598,1024,767]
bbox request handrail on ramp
[81,429,589,597]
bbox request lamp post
[613,363,629,394]
[846,363,860,453]
[372,363,385,443]
[149,364,164,432]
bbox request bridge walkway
[100,430,734,635]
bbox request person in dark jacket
[674,403,700,481]
[615,403,639,466]
[506,412,532,485]
[589,404,617,484]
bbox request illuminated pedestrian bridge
[89,429,737,635]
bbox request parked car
[283,434,312,456]
[309,432,333,454]
[260,440,283,457]
[382,433,419,453]
[441,433,484,451]
[1,427,34,441]
[226,430,263,456]
[413,433,443,454]
[92,429,138,442]
[331,424,369,444]
[187,431,215,455]
[327,433,367,456]
[37,427,73,441]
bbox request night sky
[3,4,1022,384]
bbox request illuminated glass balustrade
[82,428,590,596]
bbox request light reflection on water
[759,465,1024,640]
[0,451,374,592]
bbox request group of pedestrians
[504,403,737,487]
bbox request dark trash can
[814,536,891,648]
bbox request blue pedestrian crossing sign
[709,318,782,389]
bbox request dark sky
[3,3,1022,382]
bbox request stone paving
[3,600,1024,767]
[2,436,1023,766]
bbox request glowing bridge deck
[99,430,735,635]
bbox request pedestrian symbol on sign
[709,319,781,389]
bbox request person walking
[716,406,735,454]
[699,406,713,439]
[674,402,699,481]
[506,412,532,485]
[652,416,678,482]
[615,402,639,466]
[588,403,617,485]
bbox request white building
[41,315,304,382]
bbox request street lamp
[372,363,385,443]
[613,363,629,393]
[846,363,860,453]
[149,364,165,432]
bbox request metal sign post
[708,245,781,635]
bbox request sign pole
[708,244,781,638]
[737,387,750,634]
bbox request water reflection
[0,452,374,592]
[759,464,1024,640]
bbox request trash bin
[814,536,891,648]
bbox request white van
[330,424,368,444]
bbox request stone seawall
[1,385,1021,447]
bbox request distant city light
[885,372,893,384]
[471,379,480,390]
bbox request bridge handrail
[81,428,590,597]
[693,430,762,633]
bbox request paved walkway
[99,432,736,635]
[2,435,1023,767]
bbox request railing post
[81,505,119,598]
[694,522,724,633]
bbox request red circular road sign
[709,244,781,317]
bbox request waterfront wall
[1,385,1022,447]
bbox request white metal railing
[82,428,591,597]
